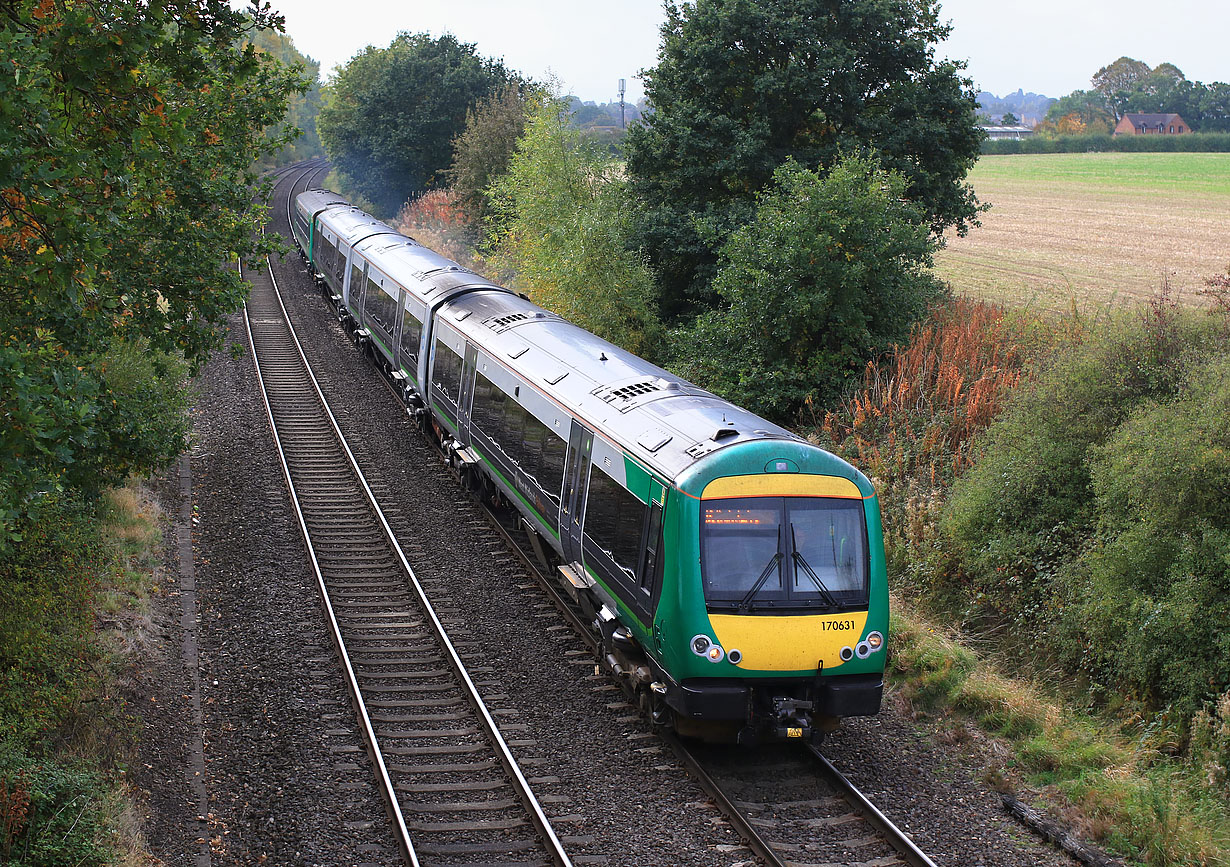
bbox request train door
[561,421,594,565]
[346,257,368,320]
[456,343,478,445]
[637,482,667,618]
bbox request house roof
[1121,113,1185,125]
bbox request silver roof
[296,189,350,217]
[440,290,801,480]
[298,191,804,482]
[353,235,505,307]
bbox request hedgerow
[940,294,1230,722]
[982,132,1230,154]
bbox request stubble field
[934,152,1230,311]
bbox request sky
[270,0,1227,103]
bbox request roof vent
[712,428,739,441]
[600,379,659,402]
[486,312,529,330]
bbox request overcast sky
[270,0,1226,103]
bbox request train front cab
[661,443,889,744]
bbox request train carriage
[293,190,888,743]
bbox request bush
[940,297,1230,717]
[0,494,103,743]
[1076,355,1230,715]
[815,298,1028,578]
[0,339,188,548]
[677,155,946,422]
[0,744,113,866]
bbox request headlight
[691,634,711,656]
[840,646,854,661]
[867,631,884,651]
[707,645,725,663]
[856,641,871,659]
[727,648,742,664]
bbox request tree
[0,0,304,540]
[1055,112,1087,135]
[678,156,946,421]
[624,0,984,321]
[1198,82,1230,132]
[446,82,536,224]
[1000,111,1019,126]
[1091,56,1152,119]
[319,33,516,217]
[486,95,662,358]
[1044,89,1115,131]
[250,26,325,167]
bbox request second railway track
[241,165,572,867]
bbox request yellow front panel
[702,474,863,499]
[709,612,868,671]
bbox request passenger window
[432,340,463,403]
[400,307,422,362]
[470,371,565,509]
[366,278,394,337]
[640,502,663,595]
[584,464,647,583]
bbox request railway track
[481,508,939,867]
[241,163,573,867]
[263,161,940,866]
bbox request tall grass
[394,189,488,276]
[812,298,1030,577]
[0,482,162,864]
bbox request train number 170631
[820,619,858,631]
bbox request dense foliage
[486,95,662,358]
[678,156,946,420]
[0,485,162,864]
[0,0,304,542]
[818,299,1026,573]
[624,0,984,320]
[250,26,325,167]
[941,298,1230,720]
[319,32,516,217]
[446,83,536,224]
[0,741,112,865]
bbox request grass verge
[890,597,1230,866]
[0,482,164,865]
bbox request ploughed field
[934,152,1230,311]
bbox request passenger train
[291,189,889,743]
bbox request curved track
[267,161,940,867]
[243,162,573,867]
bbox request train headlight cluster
[843,631,885,662]
[691,634,727,663]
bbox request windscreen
[701,496,868,610]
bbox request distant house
[1113,113,1191,136]
[981,124,1035,141]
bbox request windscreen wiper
[791,524,839,607]
[736,552,783,611]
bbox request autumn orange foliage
[822,298,1023,475]
[815,298,1027,568]
[394,190,486,273]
